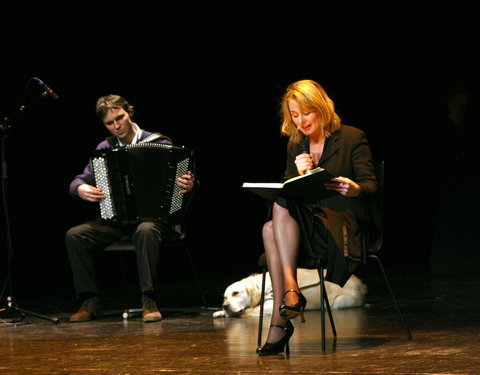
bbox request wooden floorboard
[1,273,479,374]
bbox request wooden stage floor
[1,272,479,375]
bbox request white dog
[213,269,366,318]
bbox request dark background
[1,1,479,307]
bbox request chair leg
[368,254,413,340]
[257,266,267,347]
[320,266,326,352]
[319,264,337,352]
[322,281,337,338]
[118,252,131,318]
[182,243,208,307]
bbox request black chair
[257,161,412,351]
[104,224,207,319]
[360,161,412,342]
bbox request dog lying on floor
[213,268,366,318]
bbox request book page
[242,182,283,189]
[284,167,325,184]
[242,182,283,200]
[242,167,336,202]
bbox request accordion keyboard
[92,157,116,220]
[171,158,190,214]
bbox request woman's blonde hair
[280,80,341,143]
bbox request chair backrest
[362,160,384,263]
[375,160,384,192]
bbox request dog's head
[222,278,262,317]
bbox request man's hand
[176,171,195,195]
[77,184,106,202]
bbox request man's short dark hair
[95,95,135,121]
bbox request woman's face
[288,100,322,139]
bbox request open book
[242,167,338,203]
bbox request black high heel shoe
[256,321,294,356]
[279,289,307,322]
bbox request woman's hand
[77,184,106,202]
[325,176,361,197]
[294,153,314,175]
[176,171,195,195]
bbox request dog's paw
[212,310,226,318]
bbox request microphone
[298,141,310,156]
[34,77,59,100]
[298,141,313,174]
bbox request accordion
[91,143,193,225]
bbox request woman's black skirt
[277,197,363,287]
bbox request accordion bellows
[92,143,193,225]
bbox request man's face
[103,107,135,144]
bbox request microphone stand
[0,86,59,325]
